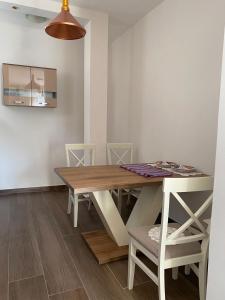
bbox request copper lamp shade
[45,0,86,40]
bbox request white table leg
[91,191,129,246]
[126,184,163,230]
[90,184,163,247]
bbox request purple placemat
[121,164,173,178]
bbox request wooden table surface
[55,165,165,194]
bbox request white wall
[207,31,225,300]
[0,10,84,189]
[108,0,225,174]
[107,29,131,143]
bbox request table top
[55,165,166,194]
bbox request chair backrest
[65,144,95,167]
[160,177,213,260]
[107,143,133,165]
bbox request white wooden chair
[178,219,211,280]
[128,177,213,300]
[65,144,95,227]
[107,143,137,212]
[107,143,134,165]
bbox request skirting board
[0,185,67,196]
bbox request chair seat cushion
[128,223,201,260]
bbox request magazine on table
[147,161,204,177]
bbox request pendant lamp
[45,0,86,40]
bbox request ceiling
[68,0,164,40]
[0,0,164,41]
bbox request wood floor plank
[109,255,199,299]
[0,191,200,300]
[9,233,43,282]
[50,288,88,300]
[52,191,69,212]
[30,193,82,295]
[0,196,10,300]
[9,194,43,282]
[107,258,150,288]
[0,195,10,238]
[0,238,9,300]
[128,280,158,300]
[168,272,199,300]
[51,192,104,235]
[64,232,132,300]
[9,194,31,238]
[9,275,49,300]
[77,201,103,233]
[44,191,75,236]
[130,279,199,300]
[128,269,199,300]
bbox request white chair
[107,143,134,165]
[107,143,137,212]
[65,144,95,227]
[128,177,213,300]
[179,219,211,280]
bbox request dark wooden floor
[0,190,199,300]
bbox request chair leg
[73,194,79,228]
[128,241,136,290]
[185,265,191,275]
[158,266,166,300]
[118,189,122,215]
[127,191,131,206]
[199,256,207,300]
[88,198,92,210]
[67,190,72,214]
[172,267,179,280]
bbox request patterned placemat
[121,164,173,178]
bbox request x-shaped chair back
[65,144,95,167]
[160,177,213,258]
[107,143,133,165]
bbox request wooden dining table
[55,165,190,264]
